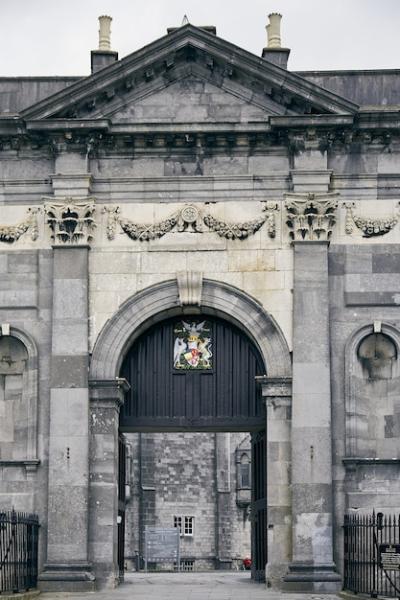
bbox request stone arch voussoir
[89,278,291,380]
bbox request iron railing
[344,511,400,597]
[0,510,39,593]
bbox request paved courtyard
[40,572,342,599]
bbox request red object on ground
[242,557,251,570]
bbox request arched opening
[118,313,267,580]
[89,279,291,587]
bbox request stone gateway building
[1,12,400,594]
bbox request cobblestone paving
[40,572,342,600]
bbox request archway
[120,313,266,579]
[88,279,291,586]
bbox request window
[173,516,182,532]
[181,559,194,571]
[239,454,251,488]
[174,515,194,537]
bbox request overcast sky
[1,0,400,76]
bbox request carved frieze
[44,198,96,245]
[263,201,279,238]
[119,213,178,241]
[0,208,40,244]
[344,202,399,237]
[104,203,274,242]
[203,213,266,240]
[284,192,339,241]
[177,205,204,233]
[102,206,120,240]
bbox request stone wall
[124,432,250,571]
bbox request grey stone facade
[0,18,400,594]
[123,432,251,571]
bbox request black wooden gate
[120,316,265,432]
[251,430,267,581]
[117,435,127,582]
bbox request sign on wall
[173,320,212,370]
[379,544,400,570]
[144,527,180,570]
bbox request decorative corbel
[177,271,203,306]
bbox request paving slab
[40,572,342,600]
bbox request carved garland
[0,208,40,243]
[104,203,276,242]
[203,213,265,239]
[344,202,399,238]
[119,214,178,241]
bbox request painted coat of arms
[173,320,212,370]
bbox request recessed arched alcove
[0,327,39,472]
[345,323,400,458]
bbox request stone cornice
[2,119,400,155]
[270,114,354,128]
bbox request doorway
[117,315,267,581]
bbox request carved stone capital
[44,197,96,245]
[89,378,129,410]
[256,375,292,399]
[284,192,339,241]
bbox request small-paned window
[239,453,251,488]
[174,515,194,537]
[184,516,194,536]
[174,516,182,533]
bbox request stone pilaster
[215,432,232,569]
[284,231,341,591]
[88,379,128,587]
[257,377,292,587]
[39,244,94,592]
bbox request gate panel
[120,316,265,432]
[251,430,267,582]
[117,435,127,582]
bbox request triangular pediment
[21,24,359,122]
[99,69,290,124]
